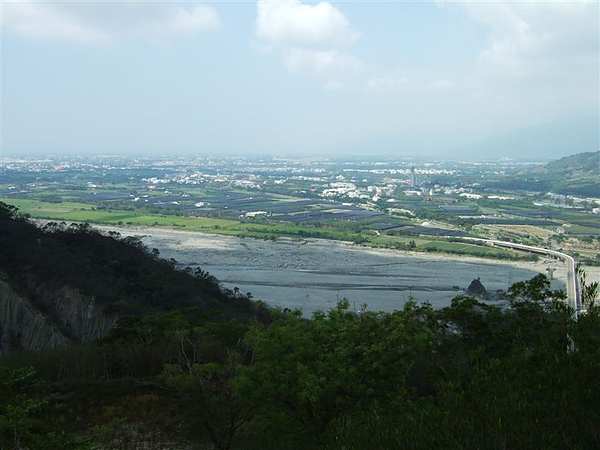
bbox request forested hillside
[0,201,599,449]
[528,151,599,196]
[544,151,599,174]
[0,202,263,354]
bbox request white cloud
[255,0,361,78]
[456,0,598,78]
[2,1,221,45]
[160,4,221,36]
[256,0,360,49]
[435,0,599,126]
[3,2,110,44]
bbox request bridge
[462,238,580,320]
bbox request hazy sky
[2,0,599,158]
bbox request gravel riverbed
[101,226,573,316]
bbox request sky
[1,0,599,158]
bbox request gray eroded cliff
[0,277,117,355]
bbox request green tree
[159,315,251,450]
[0,366,89,449]
[233,300,440,449]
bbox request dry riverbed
[94,225,586,316]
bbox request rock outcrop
[31,283,117,343]
[466,277,490,300]
[0,277,117,356]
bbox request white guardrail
[462,238,580,320]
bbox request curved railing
[462,238,579,320]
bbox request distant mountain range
[451,115,599,161]
[346,115,598,162]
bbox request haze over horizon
[2,0,599,159]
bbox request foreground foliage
[232,278,599,449]
[2,274,598,449]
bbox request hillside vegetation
[0,202,259,320]
[530,151,599,196]
[544,151,599,174]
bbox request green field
[419,241,535,260]
[1,197,535,261]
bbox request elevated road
[462,238,579,319]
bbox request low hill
[0,202,259,354]
[530,151,599,196]
[544,151,599,175]
[479,151,599,196]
